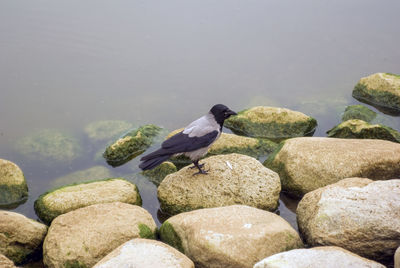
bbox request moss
[103,124,163,167]
[138,223,156,239]
[64,260,87,268]
[141,161,177,186]
[0,183,28,207]
[159,221,184,253]
[263,141,285,168]
[385,73,400,79]
[341,105,377,122]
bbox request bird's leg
[189,161,205,169]
[192,160,207,175]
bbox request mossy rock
[327,119,400,143]
[50,166,112,188]
[84,120,135,143]
[15,129,82,164]
[224,106,317,141]
[0,159,28,208]
[141,161,177,186]
[159,221,184,253]
[34,178,142,225]
[103,124,163,167]
[341,105,377,122]
[352,73,400,115]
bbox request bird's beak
[226,109,237,117]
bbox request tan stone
[43,202,157,268]
[0,211,47,265]
[359,73,400,95]
[158,153,281,215]
[0,254,16,268]
[0,159,28,205]
[233,106,311,124]
[254,246,385,268]
[265,137,400,196]
[93,239,194,268]
[160,205,303,268]
[297,178,400,262]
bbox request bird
[139,104,237,175]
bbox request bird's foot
[189,163,205,169]
[192,169,208,176]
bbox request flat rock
[353,72,400,115]
[160,205,303,268]
[50,165,112,188]
[0,211,47,265]
[0,159,28,208]
[0,254,16,268]
[341,105,377,122]
[264,137,400,197]
[224,106,317,140]
[254,246,385,268]
[93,238,194,268]
[327,119,400,143]
[43,202,157,268]
[35,178,141,224]
[158,153,281,215]
[297,178,400,262]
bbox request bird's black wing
[161,130,219,153]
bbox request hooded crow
[139,104,237,175]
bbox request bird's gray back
[183,113,220,138]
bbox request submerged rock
[50,165,112,188]
[159,205,303,268]
[93,239,194,268]
[84,120,134,143]
[0,254,16,268]
[353,72,400,115]
[43,202,156,268]
[254,246,385,268]
[35,178,141,225]
[224,106,317,140]
[341,105,377,122]
[0,159,28,208]
[141,161,177,186]
[264,137,400,197]
[327,119,400,143]
[297,178,400,263]
[103,124,163,167]
[15,129,82,164]
[0,211,47,265]
[158,153,281,215]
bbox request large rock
[341,105,377,122]
[0,159,28,208]
[327,119,400,143]
[93,238,194,268]
[35,178,141,225]
[160,205,303,268]
[297,178,400,263]
[84,120,134,143]
[15,129,82,164]
[50,165,112,188]
[0,211,47,265]
[158,153,281,215]
[353,72,400,115]
[224,106,317,140]
[43,202,157,268]
[254,246,385,268]
[103,124,163,167]
[0,254,16,268]
[264,137,400,197]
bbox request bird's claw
[193,169,208,176]
[189,163,205,169]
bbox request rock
[297,178,400,263]
[50,165,112,188]
[0,254,16,268]
[93,238,194,268]
[0,211,47,265]
[224,106,317,140]
[103,124,163,167]
[0,159,28,208]
[264,137,400,197]
[166,129,278,167]
[84,120,134,143]
[341,105,377,122]
[353,72,400,115]
[141,161,177,186]
[159,205,303,268]
[327,119,400,143]
[395,246,400,268]
[254,246,385,268]
[35,178,141,225]
[158,153,281,215]
[43,202,156,268]
[15,129,82,164]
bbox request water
[0,0,399,264]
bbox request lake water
[1,0,399,265]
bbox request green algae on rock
[103,124,163,167]
[327,119,400,143]
[141,161,177,186]
[352,73,400,115]
[84,120,134,143]
[35,178,142,225]
[341,105,377,122]
[224,106,317,141]
[0,159,28,208]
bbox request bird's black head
[210,104,237,127]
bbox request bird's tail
[139,149,172,171]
